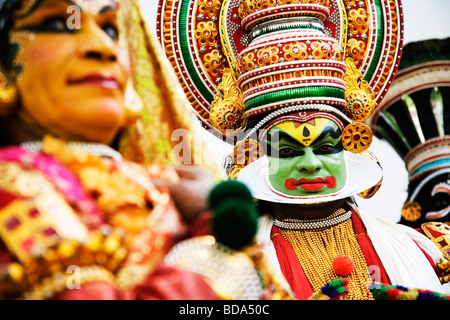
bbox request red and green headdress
[156,0,403,181]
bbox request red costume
[271,211,392,299]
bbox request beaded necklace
[274,209,351,230]
[278,209,374,300]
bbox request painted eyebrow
[266,130,304,147]
[267,125,341,148]
[310,126,342,147]
[18,0,77,18]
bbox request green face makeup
[265,117,347,196]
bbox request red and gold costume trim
[270,210,391,299]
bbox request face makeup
[8,0,129,144]
[265,117,347,197]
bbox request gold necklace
[279,210,374,300]
[274,208,350,230]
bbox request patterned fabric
[0,136,188,299]
[117,0,216,170]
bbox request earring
[123,83,143,126]
[227,138,263,179]
[0,72,18,117]
[233,138,264,167]
[358,150,383,199]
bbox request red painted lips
[285,176,337,191]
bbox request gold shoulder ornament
[209,68,247,135]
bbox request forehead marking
[273,118,333,147]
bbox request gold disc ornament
[210,101,246,134]
[346,95,374,122]
[401,201,422,222]
[233,139,264,167]
[342,122,373,153]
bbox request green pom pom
[369,283,389,300]
[212,198,259,251]
[209,180,259,250]
[208,180,253,209]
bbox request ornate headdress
[370,37,450,226]
[157,0,403,181]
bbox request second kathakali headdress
[156,0,404,201]
[370,38,450,227]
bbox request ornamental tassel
[369,283,450,300]
[308,278,349,300]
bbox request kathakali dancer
[0,0,290,300]
[370,37,450,286]
[157,0,450,299]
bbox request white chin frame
[237,151,382,204]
